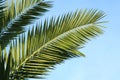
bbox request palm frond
[0,0,7,32]
[7,9,106,79]
[0,0,52,50]
[0,46,12,80]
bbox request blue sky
[31,0,120,80]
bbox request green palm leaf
[0,46,12,80]
[0,0,52,50]
[8,9,105,79]
[0,0,6,32]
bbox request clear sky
[31,0,120,80]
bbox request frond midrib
[7,1,41,28]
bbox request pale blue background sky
[31,0,120,80]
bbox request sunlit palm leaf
[0,0,52,50]
[9,9,105,79]
[0,46,12,80]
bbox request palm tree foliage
[0,0,106,80]
[0,0,52,49]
